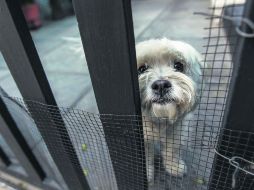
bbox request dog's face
[136,38,202,122]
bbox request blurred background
[0,0,210,114]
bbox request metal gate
[0,0,254,189]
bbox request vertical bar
[72,0,147,189]
[0,0,90,189]
[0,146,11,166]
[209,0,254,189]
[0,97,44,183]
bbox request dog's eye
[138,64,149,75]
[174,62,184,72]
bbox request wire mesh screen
[2,96,253,190]
[1,0,254,190]
[198,0,245,122]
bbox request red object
[22,3,42,29]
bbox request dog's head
[136,38,202,122]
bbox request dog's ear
[179,43,206,102]
[183,45,203,82]
[186,44,214,81]
[189,48,213,86]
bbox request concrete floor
[0,0,209,114]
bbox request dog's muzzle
[151,80,173,104]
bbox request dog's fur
[68,36,202,183]
[136,38,202,183]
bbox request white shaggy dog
[136,38,202,183]
[68,36,202,185]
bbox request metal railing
[0,0,254,190]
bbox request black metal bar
[209,0,254,189]
[0,146,11,166]
[72,0,147,189]
[0,97,44,183]
[0,0,90,189]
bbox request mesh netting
[2,96,254,190]
[1,0,254,190]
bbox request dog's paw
[165,159,187,177]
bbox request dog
[136,38,203,184]
[68,36,202,184]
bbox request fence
[0,0,254,190]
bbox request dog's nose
[151,80,171,95]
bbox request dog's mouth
[151,97,174,104]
